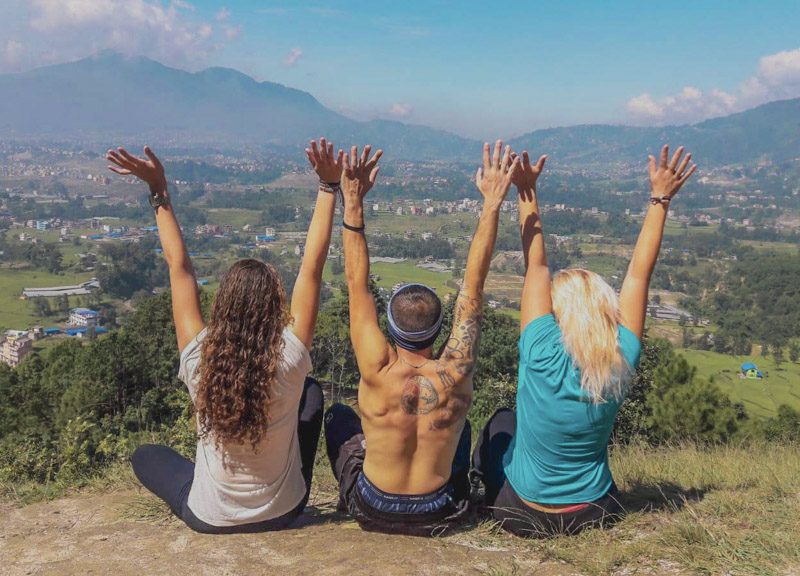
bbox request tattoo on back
[401,375,439,415]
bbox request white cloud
[387,103,413,118]
[626,47,800,125]
[0,0,243,72]
[283,48,304,68]
[223,24,242,39]
[3,40,25,67]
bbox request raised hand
[476,140,520,207]
[106,146,167,193]
[342,145,383,206]
[306,137,344,183]
[649,144,697,199]
[510,151,547,190]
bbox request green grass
[679,348,800,419]
[741,240,799,254]
[6,441,799,576]
[206,208,263,228]
[367,261,458,296]
[0,268,95,331]
[527,441,800,575]
[368,211,481,238]
[663,221,720,236]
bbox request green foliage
[96,240,169,299]
[613,336,673,442]
[0,236,63,273]
[261,203,296,225]
[761,405,800,441]
[646,355,744,443]
[468,374,517,434]
[370,235,455,260]
[0,292,189,485]
[710,251,800,352]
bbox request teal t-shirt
[503,314,642,504]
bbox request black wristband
[650,195,672,205]
[342,220,365,233]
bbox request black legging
[131,376,324,534]
[471,408,623,538]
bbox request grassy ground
[4,441,798,575]
[640,320,800,421]
[205,208,263,228]
[368,261,457,295]
[0,268,95,331]
[679,348,800,418]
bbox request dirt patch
[0,489,575,576]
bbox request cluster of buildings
[8,216,159,245]
[0,308,105,368]
[195,224,234,237]
[0,330,33,368]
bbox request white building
[69,308,99,327]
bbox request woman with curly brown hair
[107,138,343,533]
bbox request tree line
[2,279,798,495]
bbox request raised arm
[514,151,550,332]
[340,145,388,379]
[290,138,341,350]
[440,141,519,374]
[620,145,697,338]
[107,146,204,351]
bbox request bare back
[360,293,481,495]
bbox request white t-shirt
[178,327,312,526]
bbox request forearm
[519,187,547,272]
[462,202,501,298]
[628,203,669,281]
[298,190,336,280]
[343,201,370,296]
[152,185,193,273]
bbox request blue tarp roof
[65,327,108,336]
[741,362,758,371]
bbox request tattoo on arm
[442,293,482,376]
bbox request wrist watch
[148,190,170,212]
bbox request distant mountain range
[0,51,798,165]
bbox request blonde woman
[470,145,697,537]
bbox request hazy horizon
[1,1,799,139]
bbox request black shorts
[324,402,471,537]
[471,408,624,538]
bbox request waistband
[356,472,453,515]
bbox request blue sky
[2,1,799,137]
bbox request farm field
[0,268,95,331]
[678,348,800,419]
[205,208,262,228]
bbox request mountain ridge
[0,51,798,164]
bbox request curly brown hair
[195,259,292,449]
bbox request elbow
[166,253,193,275]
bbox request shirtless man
[324,141,520,536]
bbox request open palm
[342,145,383,205]
[106,146,167,192]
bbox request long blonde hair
[551,268,631,403]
